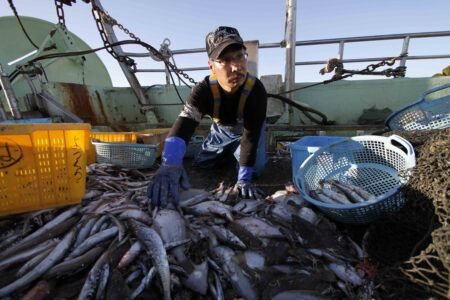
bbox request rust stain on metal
[61,83,106,125]
[94,91,109,125]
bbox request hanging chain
[90,5,136,68]
[54,0,66,25]
[320,55,407,81]
[357,55,407,77]
[91,4,197,85]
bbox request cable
[28,40,141,63]
[267,93,335,125]
[7,0,39,49]
[165,64,185,105]
[277,74,353,95]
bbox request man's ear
[208,60,215,74]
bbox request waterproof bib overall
[193,73,267,176]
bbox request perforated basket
[295,135,416,224]
[385,83,450,130]
[92,142,158,169]
[88,132,138,165]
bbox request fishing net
[370,128,450,299]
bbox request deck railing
[124,30,450,84]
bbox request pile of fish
[310,179,378,205]
[0,163,375,300]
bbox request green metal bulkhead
[0,16,112,87]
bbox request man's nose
[231,63,241,72]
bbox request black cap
[205,26,245,60]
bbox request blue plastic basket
[92,142,158,169]
[385,83,450,130]
[295,135,416,224]
[289,136,347,182]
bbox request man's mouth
[230,74,245,82]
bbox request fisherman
[148,26,268,207]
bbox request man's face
[209,47,248,93]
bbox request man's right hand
[147,163,190,208]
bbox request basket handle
[386,83,450,126]
[421,83,450,100]
[388,135,416,167]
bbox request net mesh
[368,128,450,299]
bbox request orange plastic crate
[0,123,91,216]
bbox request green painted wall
[2,75,450,128]
[284,76,450,125]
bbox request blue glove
[147,137,190,207]
[235,166,265,199]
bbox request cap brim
[209,40,245,60]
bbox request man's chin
[229,79,244,87]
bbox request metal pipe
[338,41,345,60]
[294,54,450,66]
[136,53,450,75]
[136,67,209,73]
[0,64,22,120]
[94,0,149,107]
[399,36,410,67]
[130,30,450,80]
[124,30,450,56]
[292,30,450,46]
[284,0,297,125]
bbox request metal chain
[336,55,407,78]
[91,4,197,85]
[54,0,65,25]
[90,5,135,68]
[361,55,405,75]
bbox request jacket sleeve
[239,79,267,166]
[168,78,212,143]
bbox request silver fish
[128,219,171,300]
[118,241,142,269]
[0,227,77,297]
[326,179,366,203]
[186,201,234,222]
[328,262,365,286]
[95,263,110,300]
[271,290,330,300]
[45,246,104,278]
[320,187,352,204]
[330,180,377,202]
[234,216,284,239]
[68,227,118,259]
[209,225,247,250]
[16,247,54,277]
[211,246,257,300]
[179,188,212,207]
[0,239,57,272]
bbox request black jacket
[169,75,267,166]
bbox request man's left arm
[235,80,268,199]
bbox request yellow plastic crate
[88,132,138,164]
[90,132,138,143]
[0,123,91,216]
[138,128,170,158]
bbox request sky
[1,0,450,87]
